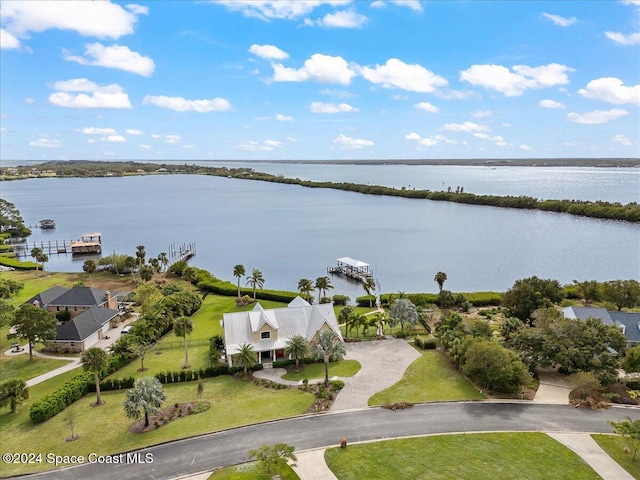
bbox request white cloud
[101,135,126,143]
[460,63,573,96]
[80,127,117,135]
[542,13,576,27]
[150,134,162,139]
[139,144,152,149]
[0,127,6,135]
[29,138,60,148]
[605,31,640,45]
[539,99,566,109]
[87,139,96,144]
[0,1,146,40]
[64,43,155,76]
[212,1,351,21]
[442,122,490,133]
[320,88,355,98]
[238,139,285,151]
[276,113,293,121]
[182,144,196,149]
[315,9,368,28]
[272,53,356,85]
[612,134,633,146]
[286,136,297,143]
[143,95,232,112]
[126,4,149,15]
[126,129,143,135]
[309,101,358,113]
[473,133,507,146]
[370,1,386,8]
[49,78,131,109]
[404,132,449,147]
[0,28,20,49]
[567,109,629,124]
[25,97,35,104]
[333,134,374,149]
[413,102,439,113]
[360,58,447,92]
[165,134,181,144]
[390,1,423,13]
[578,77,640,104]
[520,145,533,151]
[248,44,289,60]
[471,109,492,118]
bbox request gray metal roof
[563,306,640,344]
[25,286,69,307]
[610,311,640,344]
[47,286,107,307]
[54,307,119,342]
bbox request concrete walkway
[291,449,338,480]
[549,432,635,480]
[253,368,325,386]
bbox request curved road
[17,402,640,480]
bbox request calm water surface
[2,174,638,298]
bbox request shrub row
[272,358,315,368]
[357,291,502,308]
[30,372,93,423]
[414,335,437,349]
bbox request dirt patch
[128,401,210,434]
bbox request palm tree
[124,255,137,277]
[36,251,49,274]
[362,277,376,307]
[314,330,346,387]
[284,335,310,368]
[182,266,196,284]
[158,252,169,272]
[337,306,354,340]
[149,257,160,273]
[233,264,246,298]
[234,343,257,374]
[434,271,447,293]
[139,265,154,282]
[124,377,166,428]
[83,259,97,285]
[246,269,265,300]
[135,245,146,269]
[315,276,333,303]
[30,247,43,277]
[389,298,419,333]
[81,347,107,406]
[174,316,193,369]
[297,278,314,302]
[0,379,29,413]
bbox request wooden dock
[167,242,196,266]
[327,257,373,282]
[13,240,75,256]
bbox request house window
[56,306,60,311]
[70,342,75,348]
[261,331,271,340]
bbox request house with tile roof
[562,306,640,346]
[25,286,123,352]
[223,297,343,366]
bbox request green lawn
[207,462,299,480]
[0,376,314,476]
[281,360,361,381]
[592,434,640,479]
[325,433,602,480]
[0,355,71,383]
[368,349,485,406]
[112,346,212,378]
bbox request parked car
[121,325,133,334]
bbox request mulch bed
[129,401,210,434]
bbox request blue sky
[1,0,638,161]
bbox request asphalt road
[16,402,640,480]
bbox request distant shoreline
[2,158,639,168]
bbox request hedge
[0,255,39,270]
[360,291,502,308]
[30,372,94,423]
[414,335,437,350]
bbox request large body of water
[1,166,638,299]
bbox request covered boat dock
[327,257,373,281]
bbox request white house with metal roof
[223,297,343,365]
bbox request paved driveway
[330,338,421,411]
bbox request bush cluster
[414,335,437,349]
[30,373,93,423]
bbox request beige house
[223,297,343,366]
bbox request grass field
[592,434,640,479]
[281,360,361,381]
[324,433,602,480]
[0,356,71,383]
[207,462,299,480]
[368,349,485,406]
[0,376,314,476]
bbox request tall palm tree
[284,335,310,368]
[233,264,246,298]
[174,316,193,369]
[246,269,265,300]
[362,277,376,307]
[158,252,169,272]
[315,276,333,303]
[297,278,314,302]
[234,343,258,374]
[0,379,29,413]
[135,245,146,269]
[124,377,166,427]
[83,259,97,285]
[313,330,346,387]
[337,306,354,340]
[30,247,43,278]
[81,347,107,406]
[434,271,447,293]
